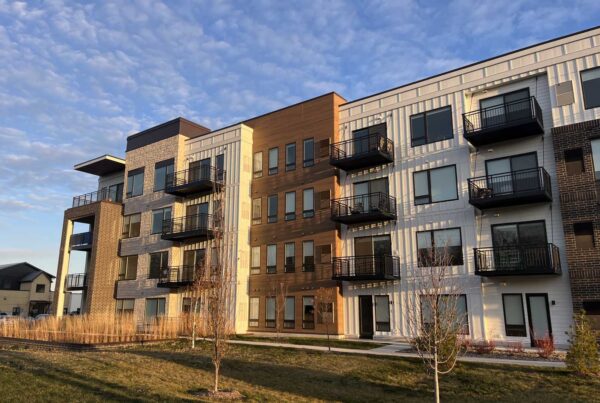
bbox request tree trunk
[434,351,440,403]
[191,298,199,349]
[326,323,331,352]
[213,362,219,393]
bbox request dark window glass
[286,143,296,171]
[36,284,45,293]
[285,242,295,273]
[591,139,600,180]
[151,207,172,234]
[119,255,138,280]
[413,166,457,205]
[149,251,168,279]
[502,294,527,337]
[126,169,144,198]
[416,228,463,267]
[302,296,315,329]
[302,241,314,272]
[303,138,314,167]
[410,106,453,146]
[582,68,600,109]
[267,195,278,223]
[116,299,134,315]
[574,222,595,249]
[565,148,584,176]
[375,295,390,332]
[285,191,296,221]
[145,298,165,322]
[284,297,295,328]
[421,294,469,335]
[269,147,279,175]
[267,244,277,273]
[582,301,600,331]
[154,159,174,191]
[216,154,225,181]
[303,188,314,218]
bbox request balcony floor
[330,150,393,171]
[469,189,552,210]
[161,229,214,242]
[464,119,544,147]
[331,211,396,225]
[165,180,222,197]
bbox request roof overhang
[74,155,125,176]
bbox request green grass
[0,340,598,402]
[233,334,388,350]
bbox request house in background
[0,262,54,317]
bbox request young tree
[407,246,466,403]
[188,259,207,349]
[274,281,288,341]
[315,286,336,352]
[566,310,600,376]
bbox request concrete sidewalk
[228,339,566,368]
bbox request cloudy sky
[0,0,599,275]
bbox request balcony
[463,96,544,147]
[330,134,394,171]
[70,232,93,251]
[72,187,123,208]
[157,266,196,288]
[161,213,215,242]
[474,243,561,276]
[331,193,397,225]
[332,255,400,281]
[165,166,225,197]
[65,273,88,290]
[468,167,552,210]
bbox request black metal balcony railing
[161,213,215,241]
[474,243,561,276]
[468,167,552,209]
[157,265,196,287]
[69,231,93,250]
[331,192,397,224]
[72,186,123,208]
[463,96,544,146]
[165,165,225,196]
[65,273,87,290]
[330,133,394,171]
[332,255,400,281]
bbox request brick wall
[552,118,600,313]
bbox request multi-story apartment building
[54,26,600,346]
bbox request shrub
[505,341,524,355]
[535,336,555,358]
[472,340,495,354]
[566,311,600,376]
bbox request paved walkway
[228,339,566,368]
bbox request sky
[1,0,600,276]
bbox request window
[216,154,225,181]
[413,165,457,205]
[286,143,296,171]
[116,299,134,315]
[253,151,263,178]
[421,294,469,335]
[268,147,279,175]
[107,182,124,203]
[182,297,201,313]
[249,297,259,327]
[122,213,141,238]
[317,301,334,325]
[285,191,296,220]
[154,159,174,191]
[302,296,315,329]
[574,222,595,249]
[479,89,530,128]
[410,106,453,146]
[267,244,277,274]
[251,246,260,274]
[189,158,210,182]
[492,221,547,247]
[564,148,584,176]
[126,168,144,198]
[582,300,600,331]
[266,297,276,328]
[145,298,165,322]
[502,294,526,337]
[416,228,463,266]
[149,251,168,279]
[375,295,390,332]
[303,188,314,218]
[267,195,278,223]
[581,67,600,109]
[302,241,315,272]
[36,284,45,293]
[351,124,387,155]
[591,139,600,180]
[285,242,295,273]
[119,255,138,280]
[303,138,314,167]
[151,207,172,234]
[252,198,262,225]
[284,296,295,328]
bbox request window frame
[116,299,135,315]
[375,295,390,332]
[151,207,172,235]
[410,105,454,147]
[285,142,296,171]
[285,191,296,221]
[252,198,262,225]
[126,168,145,198]
[35,284,45,293]
[267,244,277,274]
[303,138,315,167]
[268,147,279,175]
[574,222,595,249]
[266,296,276,328]
[302,240,315,272]
[303,188,314,218]
[148,251,168,279]
[416,227,464,267]
[250,246,260,275]
[253,151,263,178]
[413,165,458,205]
[564,148,585,176]
[267,194,278,223]
[119,255,138,281]
[302,296,315,329]
[154,159,174,192]
[580,67,600,110]
[284,242,295,273]
[502,293,527,337]
[249,297,259,327]
[421,294,470,335]
[284,296,295,329]
[122,213,141,239]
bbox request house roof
[0,262,55,291]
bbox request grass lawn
[0,341,598,402]
[233,334,388,350]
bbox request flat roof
[74,154,126,176]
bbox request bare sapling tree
[274,281,288,341]
[189,256,208,349]
[407,245,466,403]
[315,286,336,352]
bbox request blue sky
[1,0,599,275]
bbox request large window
[284,297,295,328]
[126,168,144,198]
[116,299,134,315]
[564,148,585,176]
[485,153,538,194]
[216,154,225,181]
[303,188,314,218]
[302,241,314,272]
[151,207,172,234]
[267,244,277,274]
[574,222,595,249]
[148,251,168,279]
[286,143,296,171]
[267,195,278,223]
[591,139,600,180]
[413,165,457,205]
[421,294,469,335]
[119,255,138,280]
[285,191,296,221]
[252,198,262,225]
[375,295,390,332]
[302,296,315,329]
[285,242,295,273]
[145,298,165,322]
[269,147,279,175]
[416,228,463,266]
[154,159,174,191]
[581,67,600,109]
[492,221,547,247]
[410,106,453,147]
[249,297,259,327]
[251,246,260,274]
[253,151,263,178]
[502,294,526,337]
[303,138,314,167]
[266,297,276,328]
[122,213,141,239]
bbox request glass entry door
[354,235,392,276]
[353,178,389,214]
[526,294,552,346]
[189,158,211,182]
[186,203,209,231]
[480,89,530,129]
[492,221,547,272]
[486,153,538,195]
